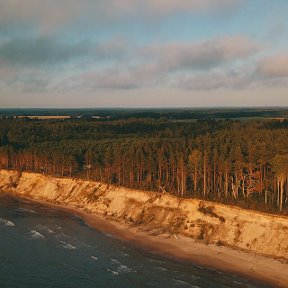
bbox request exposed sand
[17,196,288,288]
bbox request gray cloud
[50,64,163,92]
[46,35,258,91]
[0,38,85,66]
[172,53,288,91]
[140,35,259,72]
[0,34,258,74]
[0,37,130,67]
[5,35,288,93]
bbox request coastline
[1,169,288,287]
[13,194,288,288]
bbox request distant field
[17,116,71,120]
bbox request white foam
[111,258,121,265]
[17,208,38,214]
[156,266,167,271]
[35,224,54,234]
[0,218,15,227]
[119,251,129,257]
[30,230,46,240]
[148,258,166,264]
[59,240,76,250]
[90,256,98,261]
[117,264,135,273]
[190,275,200,281]
[173,279,200,288]
[106,269,119,276]
[56,233,89,249]
[111,258,135,273]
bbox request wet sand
[15,195,288,288]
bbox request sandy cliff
[1,169,288,260]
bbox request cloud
[50,64,162,92]
[0,0,243,32]
[174,53,288,91]
[0,34,258,70]
[0,37,86,66]
[141,35,259,72]
[257,54,288,78]
[0,36,130,67]
[0,0,86,33]
[0,34,261,93]
[47,35,258,91]
[142,0,242,15]
[172,71,249,90]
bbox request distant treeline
[1,107,288,120]
[0,117,288,215]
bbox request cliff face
[1,170,288,259]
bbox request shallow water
[0,193,271,288]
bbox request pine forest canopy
[0,108,288,215]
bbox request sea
[0,192,271,288]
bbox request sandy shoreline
[10,194,288,288]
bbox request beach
[22,196,288,288]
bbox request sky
[0,0,288,108]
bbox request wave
[119,251,129,257]
[106,268,119,276]
[148,258,166,264]
[35,224,54,234]
[111,258,121,265]
[17,208,38,214]
[55,232,90,249]
[111,258,135,273]
[59,240,76,250]
[117,264,135,273]
[29,230,46,240]
[233,280,243,285]
[156,266,167,272]
[0,218,15,227]
[173,279,200,288]
[55,232,73,242]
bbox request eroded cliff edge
[1,169,288,260]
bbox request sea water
[0,193,271,288]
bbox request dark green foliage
[0,116,288,215]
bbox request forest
[0,115,288,215]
